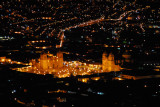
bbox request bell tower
[56,51,64,68]
[102,52,108,71]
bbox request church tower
[107,53,115,71]
[56,51,64,68]
[40,53,48,70]
[102,52,108,71]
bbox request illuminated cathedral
[102,52,121,72]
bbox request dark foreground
[1,66,160,107]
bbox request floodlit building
[7,52,122,78]
[102,52,121,72]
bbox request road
[56,9,142,48]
